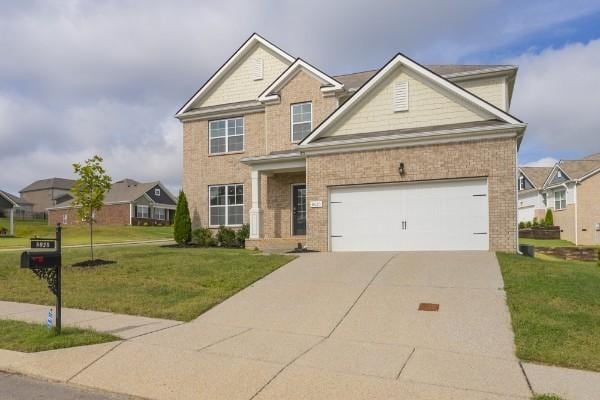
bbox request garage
[329,178,489,251]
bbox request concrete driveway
[71,252,532,399]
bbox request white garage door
[330,178,489,251]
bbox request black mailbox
[20,251,61,269]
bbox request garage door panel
[329,179,488,251]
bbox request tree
[174,190,191,245]
[71,156,112,261]
[544,208,554,227]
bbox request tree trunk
[90,203,94,261]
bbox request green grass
[0,319,118,352]
[0,245,294,321]
[532,395,564,400]
[0,218,173,249]
[519,238,576,247]
[497,252,600,371]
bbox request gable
[146,184,176,205]
[457,77,507,111]
[518,172,535,190]
[195,44,291,108]
[547,167,569,186]
[322,65,493,138]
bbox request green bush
[236,223,250,247]
[532,217,539,227]
[519,221,525,229]
[192,227,214,247]
[544,209,554,226]
[174,191,192,245]
[216,226,237,248]
[525,221,532,228]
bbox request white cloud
[509,39,600,155]
[522,157,558,167]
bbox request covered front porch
[241,152,307,252]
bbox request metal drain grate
[418,303,439,312]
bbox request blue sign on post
[47,308,53,329]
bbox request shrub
[525,221,532,228]
[544,209,554,226]
[174,190,192,245]
[518,221,525,229]
[532,217,539,227]
[236,223,250,247]
[143,222,149,227]
[216,226,237,247]
[192,227,214,247]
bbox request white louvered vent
[252,58,264,81]
[393,80,409,112]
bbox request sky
[1,0,599,195]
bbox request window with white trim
[542,193,547,207]
[136,205,149,218]
[154,207,166,220]
[209,184,243,226]
[554,189,566,210]
[209,117,244,154]
[519,176,524,190]
[62,214,68,225]
[155,188,161,196]
[291,102,312,142]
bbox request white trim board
[176,33,294,116]
[258,58,343,102]
[300,53,523,145]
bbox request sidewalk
[0,239,175,253]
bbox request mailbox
[20,251,61,269]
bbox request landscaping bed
[497,252,600,371]
[0,245,293,321]
[0,319,118,352]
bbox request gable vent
[252,58,264,81]
[393,80,409,112]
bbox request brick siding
[48,203,131,226]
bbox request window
[155,188,161,196]
[291,102,312,142]
[62,214,68,225]
[209,184,243,226]
[137,205,149,218]
[209,117,244,154]
[155,207,166,220]
[519,176,524,190]
[542,193,547,207]
[554,190,566,210]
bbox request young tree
[544,209,554,227]
[174,190,191,245]
[71,156,112,261]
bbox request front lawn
[0,218,173,249]
[519,238,576,248]
[0,319,118,352]
[497,252,600,371]
[0,245,293,321]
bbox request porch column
[9,207,14,236]
[249,169,262,239]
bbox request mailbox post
[21,224,62,333]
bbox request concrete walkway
[1,252,598,399]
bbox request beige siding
[324,66,491,138]
[554,204,576,243]
[576,172,600,245]
[197,44,290,108]
[458,77,507,111]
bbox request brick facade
[305,137,518,252]
[48,203,131,226]
[577,172,600,245]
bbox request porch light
[398,162,405,176]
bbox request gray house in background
[0,190,33,235]
[19,178,76,214]
[47,179,177,226]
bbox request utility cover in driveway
[329,178,489,251]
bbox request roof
[333,64,516,91]
[558,159,600,180]
[53,179,175,208]
[20,178,76,193]
[520,167,553,188]
[0,190,32,207]
[583,152,600,160]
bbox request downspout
[574,181,578,246]
[129,203,133,226]
[515,139,520,254]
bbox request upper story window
[209,117,244,154]
[155,188,161,196]
[291,102,312,142]
[518,176,524,190]
[554,189,566,210]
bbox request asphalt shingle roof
[0,190,32,207]
[559,159,600,180]
[54,179,159,207]
[520,167,553,188]
[20,178,76,193]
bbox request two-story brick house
[177,34,526,252]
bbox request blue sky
[1,0,599,194]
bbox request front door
[292,184,307,236]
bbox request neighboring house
[47,179,177,226]
[176,33,526,252]
[0,190,33,235]
[518,153,600,245]
[19,178,76,214]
